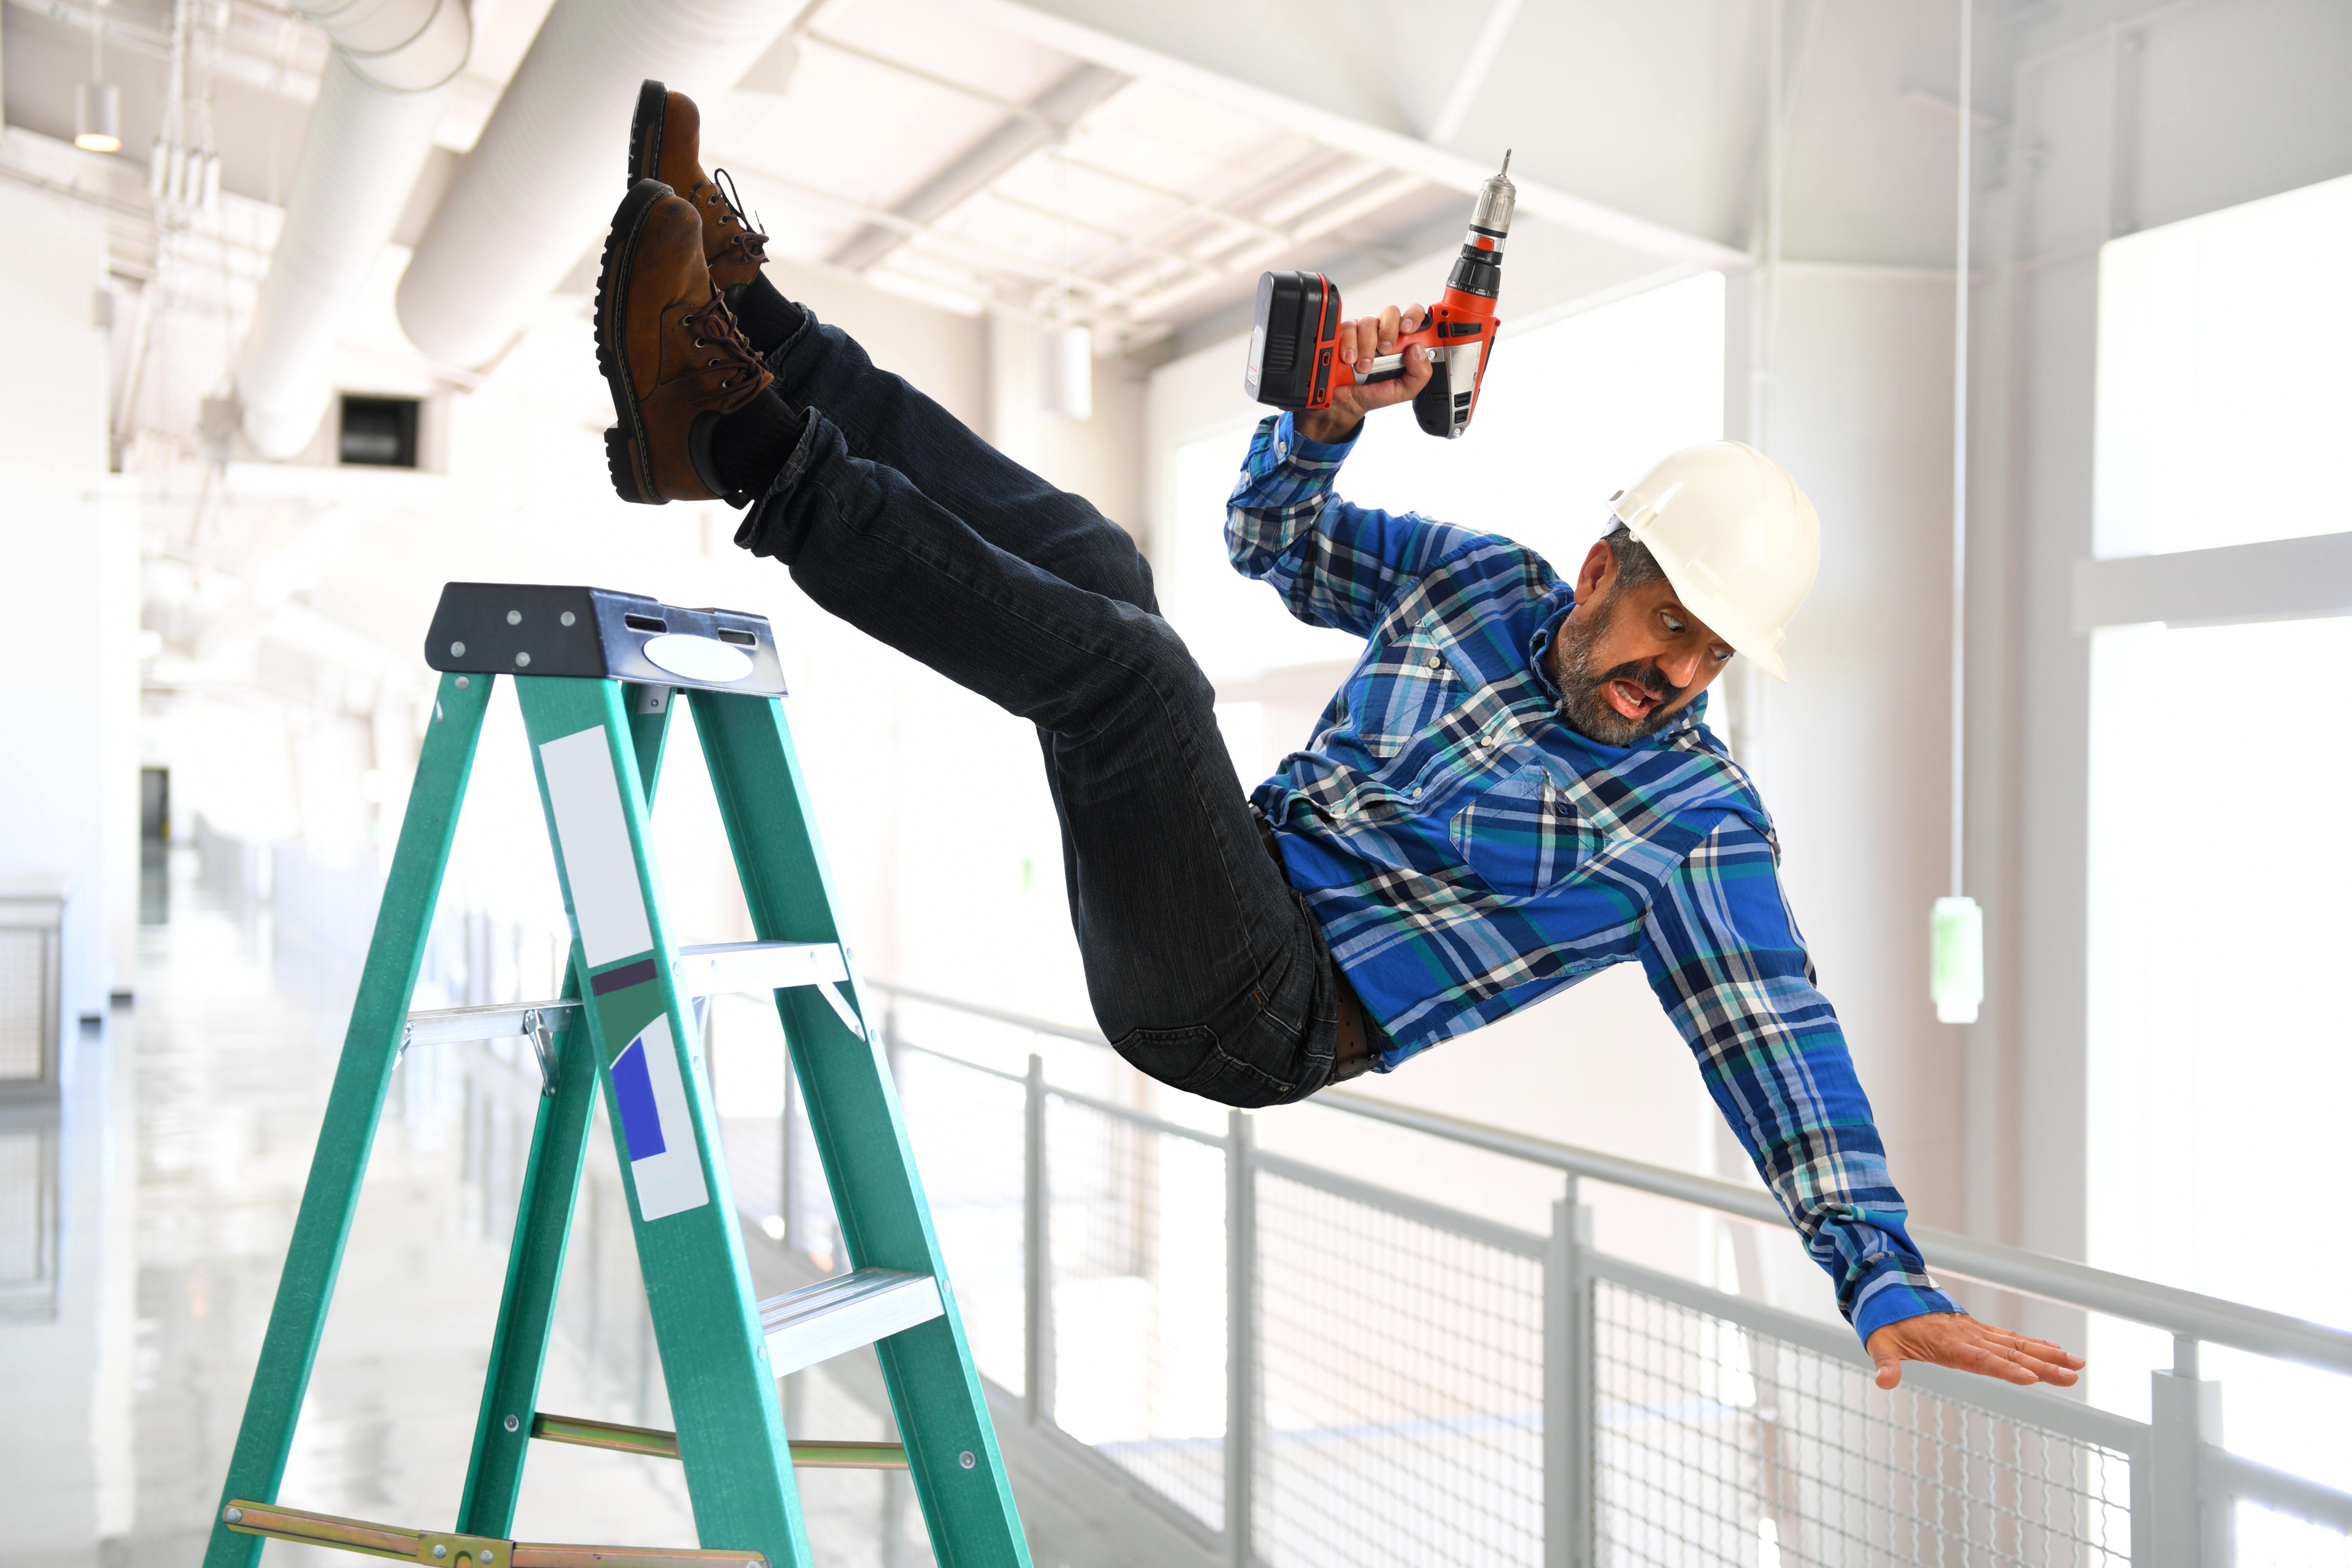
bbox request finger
[1401,342,1433,391]
[1403,302,1428,333]
[1872,1347,1903,1390]
[1354,315,1382,372]
[1378,303,1402,353]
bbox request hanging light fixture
[76,5,122,154]
[1931,0,1984,1027]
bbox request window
[2086,174,2352,1490]
[2093,172,2352,558]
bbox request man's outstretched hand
[1866,1312,2085,1390]
[1293,304,1436,445]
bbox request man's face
[1550,542,1738,746]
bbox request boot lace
[681,293,769,408]
[704,168,770,267]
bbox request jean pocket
[1113,1024,1303,1110]
[1449,766,1606,900]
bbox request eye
[1711,645,1735,663]
[1659,610,1686,635]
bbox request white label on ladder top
[758,1269,945,1377]
[608,1015,710,1221]
[539,727,654,967]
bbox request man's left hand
[1865,1313,2084,1390]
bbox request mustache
[1591,659,1683,701]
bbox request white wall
[0,181,135,1024]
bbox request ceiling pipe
[395,0,811,370]
[234,0,471,459]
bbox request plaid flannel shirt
[1226,412,1959,1342]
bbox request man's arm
[1225,305,1486,636]
[1639,815,2082,1389]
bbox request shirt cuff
[1278,408,1362,463]
[1848,1259,1967,1345]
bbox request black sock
[710,389,804,501]
[726,273,805,356]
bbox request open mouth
[1607,678,1662,720]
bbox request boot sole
[629,79,667,183]
[594,177,674,506]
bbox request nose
[1653,645,1704,690]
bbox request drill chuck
[1446,150,1516,300]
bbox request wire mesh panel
[1592,1279,2131,1567]
[0,920,55,1084]
[1253,1165,1545,1568]
[1046,1095,1228,1530]
[897,1050,1028,1395]
[2235,1502,2352,1567]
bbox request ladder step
[402,944,848,1048]
[530,1412,906,1469]
[758,1269,943,1377]
[672,941,848,998]
[220,1498,769,1566]
[403,999,580,1048]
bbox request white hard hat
[1607,441,1821,682]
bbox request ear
[1574,540,1615,604]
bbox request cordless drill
[1243,152,1516,439]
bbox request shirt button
[1425,655,1441,670]
[1411,786,1423,799]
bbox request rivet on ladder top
[504,1413,520,1433]
[455,676,470,691]
[959,1450,975,1469]
[223,1507,242,1524]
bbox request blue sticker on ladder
[606,1017,708,1221]
[610,1038,667,1159]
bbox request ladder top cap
[425,583,788,696]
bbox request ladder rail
[689,688,1030,1566]
[204,671,498,1568]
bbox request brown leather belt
[1249,806,1374,1086]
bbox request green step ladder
[204,583,1029,1568]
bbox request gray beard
[1551,594,1687,747]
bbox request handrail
[869,979,2352,1379]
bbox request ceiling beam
[827,59,1129,273]
[963,0,1748,269]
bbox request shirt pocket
[1354,630,1463,760]
[1448,766,1608,900]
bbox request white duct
[234,0,471,458]
[395,0,808,369]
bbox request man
[598,82,2082,1394]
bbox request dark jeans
[733,309,1339,1108]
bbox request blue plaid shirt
[1228,412,1959,1341]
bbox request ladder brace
[220,1500,767,1568]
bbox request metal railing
[724,981,2352,1568]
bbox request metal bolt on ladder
[205,583,1029,1568]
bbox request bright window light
[2094,172,2352,558]
[2085,616,2352,1488]
[1162,271,1725,683]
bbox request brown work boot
[629,79,769,293]
[596,178,773,505]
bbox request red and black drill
[1243,152,1517,439]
